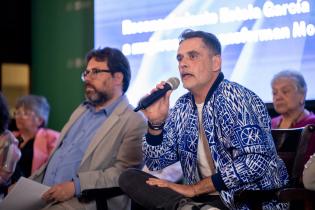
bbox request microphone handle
[134,83,172,112]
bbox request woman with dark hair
[0,93,10,134]
[0,92,20,196]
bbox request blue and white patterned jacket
[143,73,289,210]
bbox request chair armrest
[78,187,124,203]
[277,188,315,201]
[234,189,280,210]
[234,189,279,203]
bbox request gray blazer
[303,153,315,191]
[31,97,147,210]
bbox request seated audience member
[11,95,60,183]
[271,70,315,164]
[119,29,288,210]
[28,47,147,210]
[0,93,21,195]
[303,153,315,190]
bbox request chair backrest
[271,124,315,187]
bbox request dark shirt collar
[191,72,224,107]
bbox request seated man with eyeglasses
[29,47,147,210]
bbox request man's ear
[212,55,221,72]
[113,72,124,85]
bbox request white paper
[0,177,50,210]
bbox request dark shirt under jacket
[11,136,34,183]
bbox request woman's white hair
[271,69,307,98]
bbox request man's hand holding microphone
[134,77,180,134]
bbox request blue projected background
[95,0,315,106]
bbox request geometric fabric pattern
[143,75,289,209]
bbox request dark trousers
[119,169,228,210]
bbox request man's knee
[119,168,143,189]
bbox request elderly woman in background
[0,92,20,196]
[11,95,59,182]
[271,70,315,164]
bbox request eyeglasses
[81,68,111,81]
[14,110,35,119]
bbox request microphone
[134,77,180,112]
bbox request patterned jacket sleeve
[143,106,181,171]
[216,84,278,189]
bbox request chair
[78,187,124,210]
[78,163,183,210]
[235,124,315,210]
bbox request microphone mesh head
[167,77,180,90]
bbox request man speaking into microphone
[119,29,288,210]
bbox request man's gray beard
[85,90,109,106]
